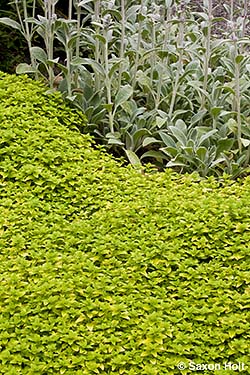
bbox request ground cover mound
[0,72,250,374]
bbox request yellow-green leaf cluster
[0,73,250,374]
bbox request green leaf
[66,95,77,102]
[93,33,106,44]
[30,47,48,64]
[226,118,238,133]
[217,138,235,154]
[102,9,122,22]
[210,107,223,118]
[169,126,187,147]
[0,17,22,32]
[198,129,217,146]
[165,0,173,7]
[191,110,207,126]
[106,132,124,146]
[159,132,176,147]
[108,59,126,79]
[78,0,93,6]
[210,157,226,167]
[155,116,167,128]
[114,85,133,110]
[108,138,124,145]
[16,63,37,74]
[140,150,167,161]
[54,62,69,76]
[103,103,113,112]
[136,70,152,89]
[131,129,151,146]
[196,147,207,161]
[124,150,142,170]
[142,137,161,148]
[241,138,250,147]
[183,146,194,155]
[106,132,121,139]
[235,55,244,64]
[160,146,178,157]
[175,119,187,133]
[71,58,105,77]
[166,160,187,167]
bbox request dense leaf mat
[0,73,250,374]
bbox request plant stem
[31,0,36,35]
[103,22,114,133]
[66,47,72,97]
[240,0,248,54]
[155,5,171,110]
[16,0,25,34]
[94,0,101,91]
[168,6,185,120]
[132,0,145,90]
[76,1,81,59]
[201,0,212,110]
[118,0,126,90]
[68,0,73,20]
[232,31,242,152]
[230,0,234,24]
[235,55,242,153]
[46,0,55,88]
[20,0,37,78]
[150,19,156,85]
[241,0,248,37]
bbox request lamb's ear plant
[157,119,233,176]
[118,0,126,88]
[168,1,186,120]
[102,13,115,133]
[54,18,80,98]
[200,0,213,110]
[0,0,38,77]
[91,0,102,91]
[232,32,242,152]
[131,0,147,90]
[39,0,57,87]
[25,0,61,89]
[1,0,250,177]
[240,0,248,41]
[0,0,62,87]
[154,1,173,111]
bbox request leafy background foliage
[1,0,250,176]
[0,73,250,374]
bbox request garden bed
[0,73,249,374]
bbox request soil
[188,0,250,36]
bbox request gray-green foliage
[0,72,250,374]
[1,0,250,176]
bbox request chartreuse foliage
[2,0,250,176]
[0,73,250,374]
